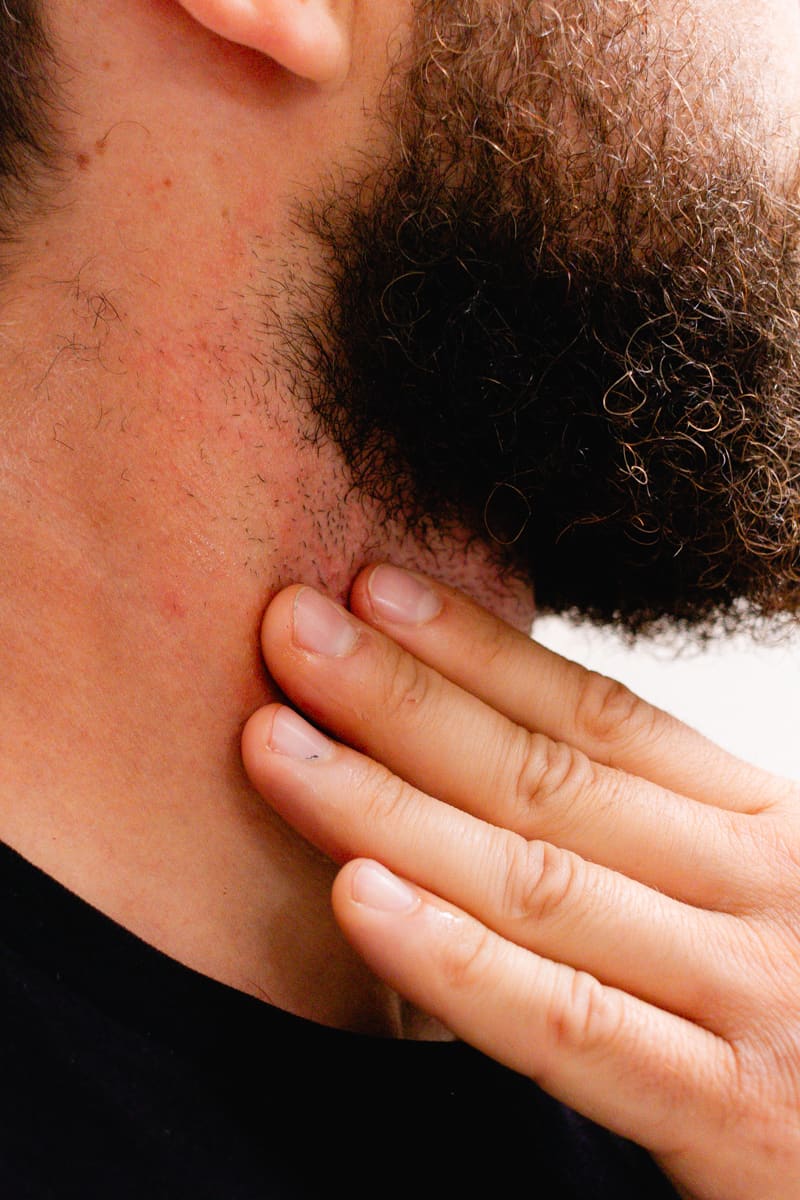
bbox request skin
[0,0,530,1033]
[278,0,800,632]
[242,567,800,1200]
[0,0,798,1189]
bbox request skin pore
[0,0,798,1039]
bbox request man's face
[274,0,800,633]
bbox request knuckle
[359,762,411,830]
[502,838,582,926]
[572,671,655,758]
[726,815,800,915]
[376,649,433,726]
[760,814,800,881]
[546,969,624,1058]
[514,734,595,830]
[686,967,733,1029]
[742,772,800,817]
[680,923,751,1025]
[439,921,499,997]
[474,612,510,675]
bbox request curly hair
[279,0,800,636]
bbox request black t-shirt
[0,841,679,1198]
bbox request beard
[274,0,800,635]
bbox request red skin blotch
[160,591,188,621]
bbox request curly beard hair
[278,0,800,634]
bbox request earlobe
[177,0,354,87]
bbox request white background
[534,617,800,782]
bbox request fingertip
[348,563,379,620]
[350,563,444,628]
[334,858,419,914]
[331,860,364,941]
[331,857,361,910]
[240,703,279,775]
[259,584,301,655]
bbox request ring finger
[242,703,753,1023]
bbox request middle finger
[257,585,766,910]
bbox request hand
[241,564,800,1200]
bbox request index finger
[350,564,790,813]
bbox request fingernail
[351,862,419,912]
[367,565,442,625]
[293,589,359,657]
[267,707,334,762]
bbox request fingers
[254,585,775,908]
[244,573,800,1200]
[350,564,790,814]
[241,574,800,1198]
[242,704,754,1020]
[331,858,734,1171]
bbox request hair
[0,0,59,244]
[279,0,800,637]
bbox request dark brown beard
[276,0,800,635]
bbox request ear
[177,0,354,87]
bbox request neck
[0,240,530,1040]
[0,477,415,1035]
[0,247,431,1032]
